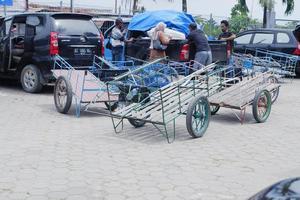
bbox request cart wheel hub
[194,112,203,119]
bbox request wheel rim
[23,69,37,89]
[55,79,68,109]
[191,99,209,136]
[256,91,271,120]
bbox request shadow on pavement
[0,78,54,95]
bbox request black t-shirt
[218,31,234,51]
[187,30,211,52]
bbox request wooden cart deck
[209,73,279,110]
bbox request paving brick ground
[0,79,300,200]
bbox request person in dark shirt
[218,20,236,58]
[187,23,212,68]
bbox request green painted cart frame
[106,64,239,143]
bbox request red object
[293,43,300,56]
[180,44,189,61]
[50,32,59,55]
[100,32,105,57]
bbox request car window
[277,32,290,43]
[54,19,99,36]
[5,19,12,36]
[253,33,274,44]
[235,34,252,44]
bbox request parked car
[234,28,300,76]
[0,13,102,93]
[248,177,300,200]
[123,10,227,63]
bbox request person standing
[218,20,236,59]
[111,18,126,62]
[187,23,212,68]
[149,22,171,60]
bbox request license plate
[74,48,92,56]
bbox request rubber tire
[20,65,43,93]
[54,76,73,114]
[104,102,118,112]
[267,76,279,104]
[210,105,220,115]
[186,96,211,138]
[128,119,146,128]
[252,90,272,123]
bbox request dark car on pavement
[0,13,102,93]
[234,28,300,76]
[248,177,300,200]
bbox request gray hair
[155,22,167,32]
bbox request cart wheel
[210,105,220,115]
[186,96,210,138]
[252,90,272,123]
[104,102,118,112]
[54,76,72,114]
[128,119,146,128]
[267,76,279,104]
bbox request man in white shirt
[111,18,126,62]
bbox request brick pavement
[0,79,300,200]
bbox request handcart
[52,55,165,117]
[209,72,280,124]
[106,64,240,143]
[230,53,281,104]
[248,49,298,78]
[92,55,179,90]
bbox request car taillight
[50,32,59,55]
[180,44,189,61]
[293,43,300,56]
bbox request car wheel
[20,65,43,93]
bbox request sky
[29,0,300,22]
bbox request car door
[250,32,275,55]
[234,33,253,54]
[0,18,12,72]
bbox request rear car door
[250,32,275,54]
[52,14,101,67]
[0,18,12,72]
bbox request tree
[240,0,295,28]
[229,1,261,33]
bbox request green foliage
[229,1,261,33]
[195,16,220,38]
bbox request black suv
[234,28,300,75]
[0,13,102,93]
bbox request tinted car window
[277,32,290,43]
[54,19,99,36]
[235,34,252,44]
[5,19,12,35]
[253,33,274,44]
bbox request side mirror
[26,16,40,27]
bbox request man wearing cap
[187,23,212,68]
[111,18,126,62]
